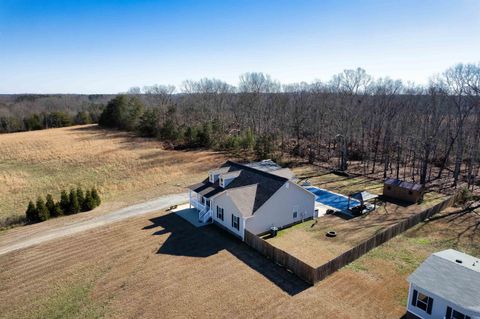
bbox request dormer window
[219,178,224,188]
[209,172,220,183]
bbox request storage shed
[383,178,424,204]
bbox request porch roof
[187,179,224,198]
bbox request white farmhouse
[407,249,480,319]
[187,160,316,240]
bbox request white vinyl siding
[245,181,315,235]
[406,284,478,319]
[211,194,245,240]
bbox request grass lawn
[266,168,448,267]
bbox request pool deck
[306,186,360,218]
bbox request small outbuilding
[383,178,424,204]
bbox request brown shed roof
[384,178,423,191]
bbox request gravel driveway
[0,193,188,256]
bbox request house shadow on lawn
[143,212,310,296]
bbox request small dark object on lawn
[326,231,337,237]
[311,220,318,228]
[167,205,178,211]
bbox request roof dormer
[219,171,241,188]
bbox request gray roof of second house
[188,161,292,215]
[385,178,424,191]
[408,249,480,312]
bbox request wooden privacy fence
[244,230,316,283]
[245,193,459,285]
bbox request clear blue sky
[0,0,479,93]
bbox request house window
[446,307,471,319]
[411,289,433,314]
[219,178,224,187]
[387,186,392,190]
[293,206,299,219]
[408,190,413,195]
[231,214,239,230]
[216,206,224,221]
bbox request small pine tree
[82,190,96,211]
[36,197,50,222]
[91,187,101,207]
[76,187,85,210]
[45,194,56,217]
[242,128,255,151]
[53,202,64,216]
[25,200,38,223]
[68,188,80,214]
[60,190,70,213]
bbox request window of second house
[216,206,224,221]
[232,214,239,230]
[412,290,433,314]
[447,306,471,319]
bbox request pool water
[305,187,360,212]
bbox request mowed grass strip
[0,125,226,220]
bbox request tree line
[98,63,480,191]
[25,187,101,223]
[0,94,106,133]
[0,110,98,133]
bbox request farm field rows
[0,125,226,222]
[0,205,478,319]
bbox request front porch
[173,204,210,228]
[189,191,213,224]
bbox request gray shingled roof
[408,249,480,312]
[187,161,290,215]
[385,178,423,191]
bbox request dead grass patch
[0,125,226,220]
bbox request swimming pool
[305,186,360,212]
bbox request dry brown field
[1,126,478,318]
[0,204,478,319]
[0,125,226,221]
